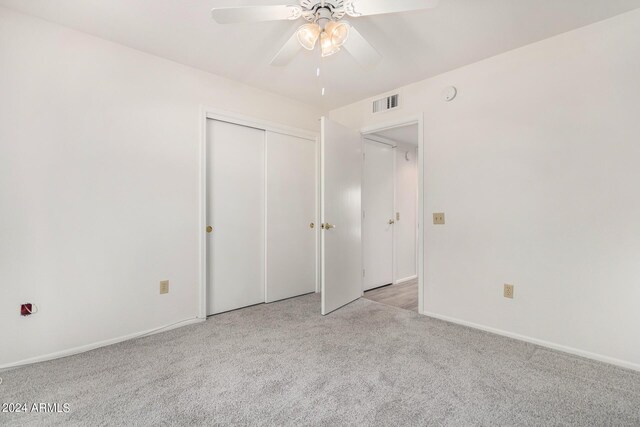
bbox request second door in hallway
[363,140,395,291]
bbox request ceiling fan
[211,0,439,66]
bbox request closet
[205,119,316,315]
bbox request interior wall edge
[0,317,204,372]
[425,311,640,373]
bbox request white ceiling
[2,0,639,109]
[372,124,419,146]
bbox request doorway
[318,116,424,316]
[362,123,420,312]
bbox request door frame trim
[360,114,425,314]
[198,106,318,319]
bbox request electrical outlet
[160,280,169,294]
[504,284,514,299]
[433,212,445,225]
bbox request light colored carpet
[1,294,640,426]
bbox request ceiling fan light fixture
[325,21,350,47]
[320,31,340,57]
[297,23,320,50]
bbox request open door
[320,117,363,315]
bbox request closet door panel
[207,120,265,315]
[266,131,316,302]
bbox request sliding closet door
[207,120,265,315]
[265,131,316,303]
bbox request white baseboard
[424,311,640,372]
[0,317,205,372]
[395,275,417,284]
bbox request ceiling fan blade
[346,0,439,17]
[211,5,302,24]
[343,25,381,67]
[271,31,302,66]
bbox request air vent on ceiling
[372,94,400,114]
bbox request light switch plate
[160,280,169,294]
[433,213,445,225]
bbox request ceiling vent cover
[372,94,400,114]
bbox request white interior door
[320,117,362,315]
[363,140,395,291]
[266,131,316,303]
[207,119,265,315]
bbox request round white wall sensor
[442,86,457,102]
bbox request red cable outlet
[21,303,33,316]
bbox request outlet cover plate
[504,284,514,299]
[433,213,445,225]
[160,280,169,294]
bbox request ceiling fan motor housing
[300,0,347,23]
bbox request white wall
[394,143,418,282]
[330,9,640,369]
[0,6,321,368]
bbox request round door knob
[310,222,315,229]
[206,226,213,233]
[388,219,395,225]
[322,223,335,230]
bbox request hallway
[362,278,418,312]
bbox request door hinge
[362,210,365,219]
[363,269,366,277]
